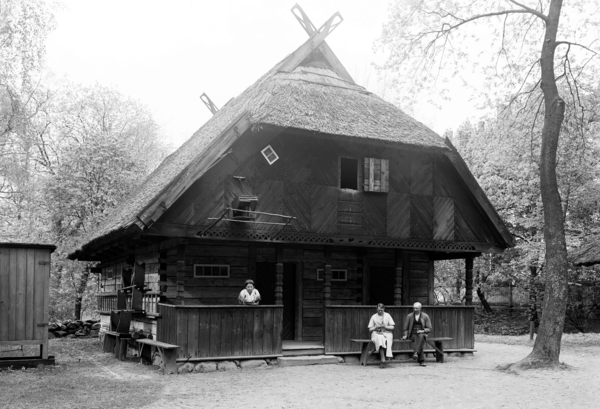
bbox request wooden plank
[187,308,200,358]
[0,248,9,341]
[209,309,221,357]
[177,309,189,358]
[197,309,211,357]
[311,186,338,233]
[252,308,264,355]
[363,194,387,236]
[410,153,433,195]
[295,252,303,341]
[381,159,389,192]
[342,307,352,352]
[24,248,35,340]
[433,196,454,241]
[284,183,311,232]
[220,308,233,357]
[262,307,273,354]
[15,248,26,341]
[387,192,410,239]
[333,307,343,352]
[242,308,253,355]
[231,308,244,355]
[410,195,433,239]
[273,307,283,353]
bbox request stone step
[277,354,339,367]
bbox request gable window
[340,157,358,190]
[231,195,258,220]
[316,269,348,281]
[363,158,389,192]
[194,264,230,278]
[261,145,279,165]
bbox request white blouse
[238,289,261,304]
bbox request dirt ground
[1,335,599,409]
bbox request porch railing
[97,291,162,316]
[323,305,474,354]
[157,304,284,360]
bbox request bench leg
[160,347,179,375]
[103,334,116,354]
[359,342,370,366]
[434,341,444,363]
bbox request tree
[378,0,599,369]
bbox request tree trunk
[477,286,494,314]
[74,268,91,320]
[503,0,568,371]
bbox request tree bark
[74,268,91,320]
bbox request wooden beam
[275,245,283,305]
[137,112,252,227]
[402,253,410,306]
[323,247,332,306]
[176,244,186,305]
[279,12,343,73]
[444,137,515,248]
[465,257,474,305]
[290,4,354,83]
[394,250,403,305]
[295,248,303,341]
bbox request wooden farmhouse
[69,10,514,362]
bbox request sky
[45,0,481,148]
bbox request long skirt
[371,331,394,358]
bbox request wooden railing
[157,304,284,359]
[96,291,161,315]
[323,305,474,354]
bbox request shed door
[0,247,50,343]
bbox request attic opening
[340,157,358,190]
[231,196,258,220]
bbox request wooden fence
[97,292,161,315]
[323,305,474,354]
[156,304,284,360]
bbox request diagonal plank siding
[387,192,410,238]
[323,305,474,353]
[410,195,433,239]
[157,304,283,359]
[433,197,454,241]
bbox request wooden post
[295,248,303,340]
[465,256,474,305]
[324,247,332,306]
[176,244,186,305]
[275,245,283,305]
[394,250,403,305]
[362,250,369,305]
[402,253,410,305]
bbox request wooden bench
[351,337,453,366]
[136,339,180,375]
[103,331,132,361]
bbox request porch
[152,303,474,361]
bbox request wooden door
[255,262,295,340]
[369,266,395,306]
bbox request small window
[340,157,358,190]
[231,195,258,220]
[194,264,230,278]
[107,269,114,279]
[261,145,279,165]
[316,269,348,281]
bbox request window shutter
[363,158,389,192]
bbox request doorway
[256,262,296,340]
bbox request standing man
[368,303,395,368]
[401,302,431,367]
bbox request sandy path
[146,343,600,409]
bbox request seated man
[401,302,432,367]
[368,303,395,368]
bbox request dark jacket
[402,311,432,338]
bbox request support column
[295,248,303,340]
[402,253,410,305]
[323,247,332,306]
[176,244,186,305]
[275,245,283,305]
[394,250,403,305]
[465,256,474,305]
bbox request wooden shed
[69,10,514,362]
[0,242,55,367]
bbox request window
[316,269,348,281]
[261,145,279,165]
[194,264,230,278]
[231,195,258,220]
[340,157,358,190]
[363,158,389,192]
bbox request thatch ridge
[69,60,447,259]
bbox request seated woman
[368,303,395,368]
[238,279,261,305]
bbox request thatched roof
[572,236,600,266]
[68,51,448,260]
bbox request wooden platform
[282,341,324,357]
[0,356,55,369]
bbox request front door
[256,262,296,340]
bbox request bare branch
[508,0,547,21]
[555,41,599,56]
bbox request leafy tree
[378,0,599,369]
